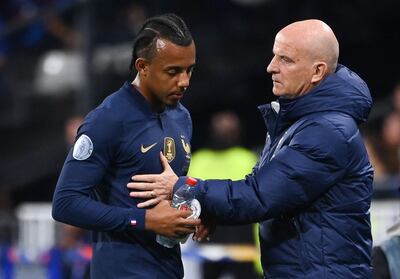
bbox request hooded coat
[188,65,373,278]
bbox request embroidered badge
[73,134,93,160]
[163,137,175,163]
[181,138,191,159]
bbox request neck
[131,74,142,92]
[131,74,165,113]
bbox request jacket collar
[258,64,372,139]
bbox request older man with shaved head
[129,19,373,278]
[268,20,340,98]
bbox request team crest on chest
[163,137,175,162]
[181,137,191,159]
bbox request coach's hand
[128,152,178,208]
[145,200,201,238]
[193,213,216,242]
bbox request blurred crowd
[0,0,399,278]
[0,0,399,238]
[365,83,400,196]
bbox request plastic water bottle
[156,177,201,248]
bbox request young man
[52,14,199,278]
[129,20,374,278]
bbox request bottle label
[176,199,201,219]
[157,199,202,248]
[178,199,201,245]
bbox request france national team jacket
[52,82,192,278]
[184,65,373,278]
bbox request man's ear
[135,58,148,77]
[311,62,328,84]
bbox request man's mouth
[169,92,184,99]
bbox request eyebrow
[165,64,196,70]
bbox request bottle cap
[186,177,197,186]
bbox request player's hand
[193,214,216,242]
[145,200,201,237]
[127,152,178,208]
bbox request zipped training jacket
[184,65,373,278]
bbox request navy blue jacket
[52,82,192,278]
[185,65,373,278]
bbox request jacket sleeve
[192,121,348,225]
[52,109,145,231]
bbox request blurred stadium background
[0,0,399,278]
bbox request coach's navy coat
[187,64,373,278]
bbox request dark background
[1,0,399,206]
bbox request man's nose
[266,57,277,74]
[178,73,190,88]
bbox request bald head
[267,19,340,98]
[279,19,339,73]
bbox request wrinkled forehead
[274,32,300,54]
[274,30,313,58]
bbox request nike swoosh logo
[141,142,158,153]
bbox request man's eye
[167,71,177,75]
